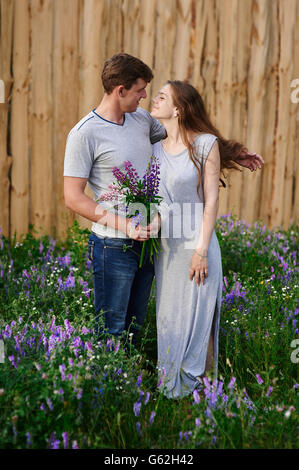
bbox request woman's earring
[174,112,178,117]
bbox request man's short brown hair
[101,53,153,94]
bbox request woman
[150,80,250,399]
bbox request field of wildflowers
[0,214,298,449]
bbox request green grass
[0,215,298,449]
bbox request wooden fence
[0,0,298,239]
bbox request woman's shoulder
[193,133,218,144]
[193,133,218,160]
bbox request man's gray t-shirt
[64,107,166,238]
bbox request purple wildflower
[256,374,263,385]
[136,372,143,388]
[62,432,68,449]
[133,401,141,417]
[144,392,150,405]
[26,432,32,447]
[266,386,273,397]
[149,411,156,426]
[136,421,142,436]
[228,376,236,391]
[193,388,200,404]
[195,418,201,427]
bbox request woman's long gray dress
[152,134,223,399]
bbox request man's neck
[94,94,125,125]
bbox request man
[64,53,263,343]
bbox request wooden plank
[173,0,193,81]
[227,0,252,221]
[196,0,218,125]
[0,0,14,237]
[215,0,239,218]
[242,0,271,225]
[138,0,157,110]
[257,0,279,227]
[151,0,177,96]
[282,0,298,229]
[122,0,140,57]
[270,0,297,228]
[29,0,54,236]
[190,0,207,97]
[292,0,299,226]
[10,0,30,239]
[76,0,107,230]
[105,0,123,58]
[53,0,80,239]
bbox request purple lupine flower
[76,389,82,399]
[138,390,145,403]
[195,418,201,427]
[144,392,150,405]
[228,376,236,391]
[72,440,79,449]
[62,432,68,449]
[266,386,273,397]
[149,411,156,426]
[157,368,166,388]
[26,432,32,447]
[59,364,66,381]
[136,422,142,436]
[46,398,53,411]
[133,401,141,417]
[51,439,60,449]
[193,389,200,404]
[136,372,143,388]
[203,376,210,391]
[40,403,46,413]
[256,374,263,385]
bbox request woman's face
[151,84,178,120]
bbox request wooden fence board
[242,0,271,225]
[29,0,54,236]
[0,0,14,237]
[257,0,279,227]
[227,0,252,219]
[10,0,30,238]
[53,0,80,239]
[215,0,238,217]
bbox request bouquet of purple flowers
[98,156,163,267]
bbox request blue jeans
[88,233,154,340]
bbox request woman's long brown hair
[167,80,248,191]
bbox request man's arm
[64,176,151,240]
[235,151,264,171]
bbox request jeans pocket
[104,238,134,251]
[88,240,95,261]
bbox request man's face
[119,78,148,112]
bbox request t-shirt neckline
[92,108,126,127]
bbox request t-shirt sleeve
[63,130,94,178]
[149,115,167,144]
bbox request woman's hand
[189,252,208,286]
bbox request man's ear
[117,85,125,97]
